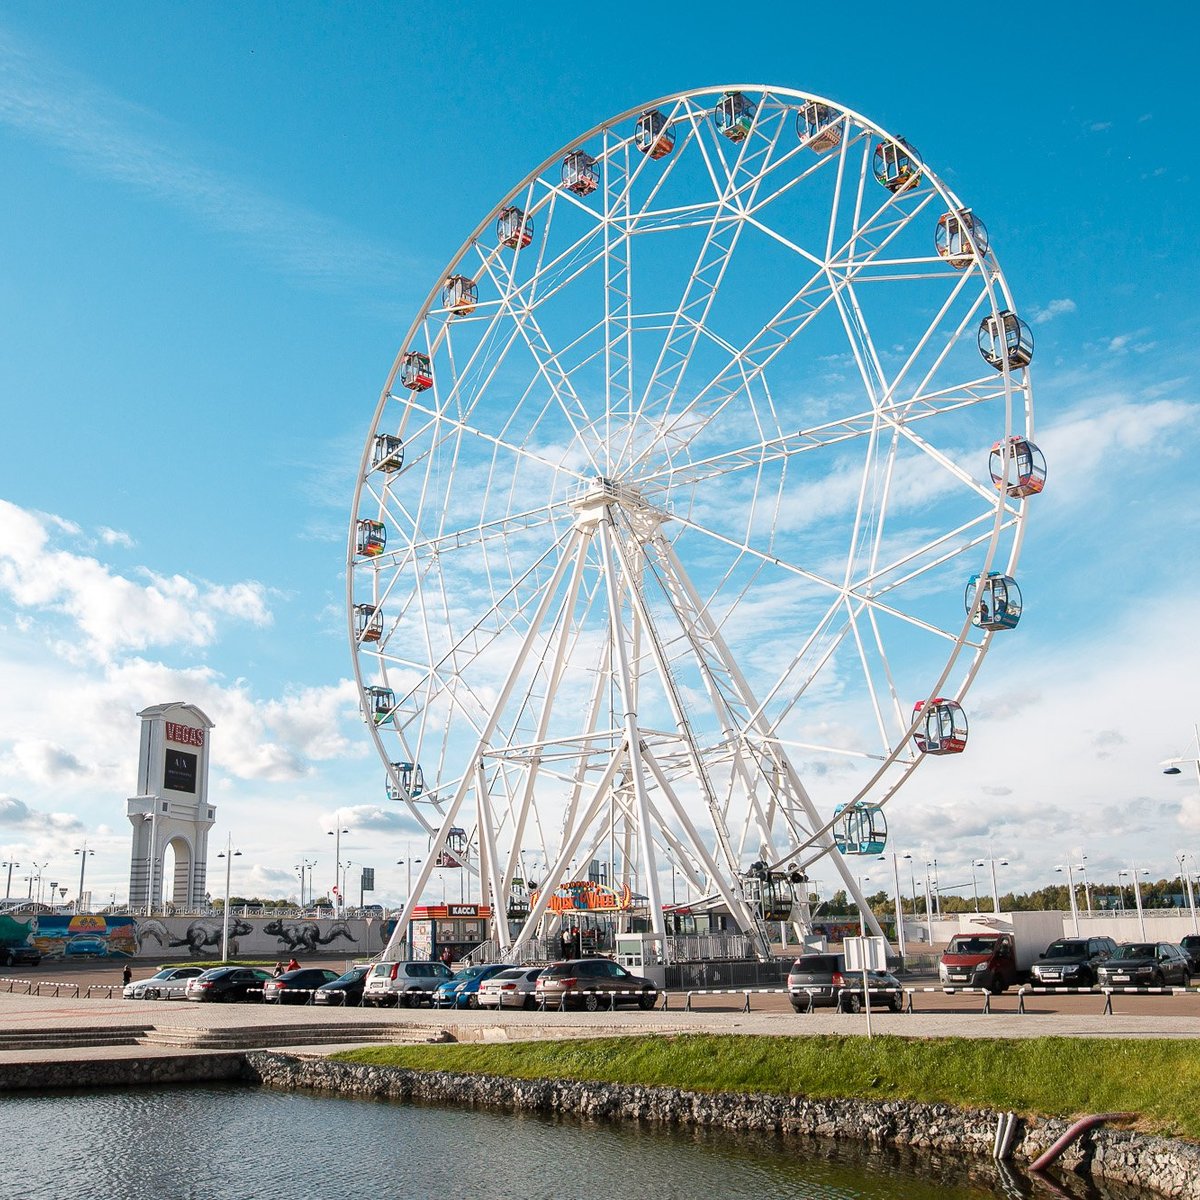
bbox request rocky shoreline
[242,1052,1200,1198]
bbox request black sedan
[262,968,340,1004]
[313,965,371,1007]
[185,966,273,1003]
[1096,942,1192,988]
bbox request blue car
[432,963,514,1009]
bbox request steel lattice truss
[349,87,1035,960]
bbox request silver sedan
[123,966,206,1000]
[476,966,543,1009]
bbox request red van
[938,932,1019,993]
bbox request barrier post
[1103,989,1113,1016]
[1017,987,1026,1015]
[743,990,751,1012]
[685,991,693,1012]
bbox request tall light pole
[969,860,981,913]
[877,853,907,963]
[217,834,241,961]
[974,858,1008,916]
[927,858,941,918]
[856,874,872,936]
[2,860,18,902]
[327,815,349,917]
[73,843,95,913]
[1076,853,1092,915]
[30,862,47,905]
[294,857,316,908]
[1179,852,1199,936]
[341,861,354,911]
[1119,866,1149,939]
[1055,863,1080,935]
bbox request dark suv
[535,959,658,1011]
[1029,936,1117,988]
[1180,935,1200,972]
[0,944,41,968]
[787,953,903,1013]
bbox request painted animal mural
[170,918,253,956]
[134,919,171,953]
[263,918,357,953]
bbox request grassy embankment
[335,1034,1200,1140]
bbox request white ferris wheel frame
[347,85,1035,961]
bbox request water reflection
[0,1086,1152,1199]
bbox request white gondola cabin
[832,802,888,855]
[366,685,395,726]
[355,519,386,557]
[561,150,599,196]
[965,572,1022,631]
[635,108,674,159]
[714,91,755,142]
[400,351,433,391]
[935,209,989,269]
[372,435,404,473]
[912,698,968,755]
[978,309,1034,370]
[497,205,533,249]
[873,138,921,192]
[442,275,478,317]
[796,101,842,152]
[988,436,1046,498]
[436,826,467,867]
[743,860,798,923]
[354,603,383,643]
[387,761,424,800]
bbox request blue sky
[0,2,1197,911]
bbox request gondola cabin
[387,761,424,800]
[832,802,888,855]
[497,205,533,249]
[354,603,383,643]
[965,572,1022,631]
[742,871,793,923]
[561,150,599,196]
[873,138,921,192]
[435,826,468,867]
[355,519,386,557]
[797,101,842,152]
[400,351,433,391]
[988,435,1046,498]
[442,275,478,317]
[372,434,404,473]
[912,698,968,755]
[714,91,756,141]
[634,108,674,159]
[935,209,989,269]
[366,685,395,726]
[978,309,1034,370]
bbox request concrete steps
[0,1027,150,1051]
[140,1022,433,1050]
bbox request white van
[361,960,453,1007]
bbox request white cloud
[1032,298,1076,325]
[0,499,272,662]
[98,527,134,548]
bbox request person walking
[122,963,132,987]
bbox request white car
[123,966,206,1000]
[362,961,453,1007]
[477,966,543,1009]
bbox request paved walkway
[2,988,1198,1066]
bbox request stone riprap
[241,1052,1200,1200]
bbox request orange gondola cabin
[635,108,674,159]
[442,275,477,317]
[354,603,383,643]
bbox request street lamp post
[975,858,1008,916]
[1119,866,1149,939]
[969,860,981,913]
[857,875,872,936]
[1055,863,1080,936]
[216,834,241,961]
[1179,853,1199,936]
[877,853,907,963]
[73,843,95,913]
[1077,854,1092,915]
[327,816,349,917]
[2,861,17,901]
[294,858,316,908]
[30,862,47,904]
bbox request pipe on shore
[1029,1112,1136,1172]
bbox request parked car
[1180,935,1200,972]
[535,958,658,1011]
[313,965,372,1007]
[362,960,453,1008]
[477,966,543,1009]
[1029,936,1118,989]
[1096,942,1192,988]
[185,966,274,1003]
[432,963,515,1009]
[262,967,340,1004]
[0,944,42,968]
[787,953,903,1012]
[938,932,1021,993]
[123,965,205,1000]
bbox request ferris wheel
[349,86,1041,960]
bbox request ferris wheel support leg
[381,528,585,962]
[475,760,508,954]
[599,517,667,943]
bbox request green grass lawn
[334,1034,1200,1140]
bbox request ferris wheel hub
[569,476,669,537]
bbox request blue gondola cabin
[832,802,887,855]
[965,573,1022,631]
[912,699,968,755]
[387,761,424,800]
[989,436,1046,498]
[366,686,395,726]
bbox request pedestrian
[272,961,286,977]
[439,946,453,969]
[122,963,132,986]
[286,957,300,972]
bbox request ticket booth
[407,903,491,963]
